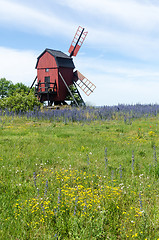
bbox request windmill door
[45,76,50,92]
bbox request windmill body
[32,26,96,106]
[35,49,75,104]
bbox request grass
[0,114,159,239]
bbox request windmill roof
[46,49,71,59]
[36,48,75,69]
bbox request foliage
[1,111,159,239]
[0,78,30,99]
[12,82,30,94]
[0,78,14,98]
[0,91,41,112]
[66,84,85,106]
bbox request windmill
[30,26,96,106]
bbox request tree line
[0,78,41,112]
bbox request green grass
[0,115,159,239]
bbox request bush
[0,91,41,112]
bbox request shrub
[0,90,41,112]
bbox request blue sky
[1,0,159,106]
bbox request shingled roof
[35,48,75,69]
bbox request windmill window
[45,68,49,72]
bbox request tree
[0,78,14,98]
[0,78,30,98]
[0,78,41,112]
[66,84,85,106]
[13,82,30,93]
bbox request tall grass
[0,107,159,239]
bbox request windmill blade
[69,26,88,57]
[73,70,96,96]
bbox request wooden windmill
[30,26,96,106]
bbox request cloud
[1,0,159,61]
[83,74,159,106]
[86,28,157,60]
[59,0,159,32]
[0,47,37,85]
[74,55,159,105]
[57,0,159,60]
[75,56,159,81]
[0,0,74,36]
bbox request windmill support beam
[27,76,37,95]
[59,71,79,107]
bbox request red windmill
[30,26,96,106]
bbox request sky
[1,0,159,106]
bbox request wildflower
[132,151,135,171]
[86,154,90,165]
[139,192,143,210]
[132,233,138,237]
[119,165,122,178]
[105,147,108,168]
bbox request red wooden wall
[36,51,74,102]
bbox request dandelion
[132,233,138,237]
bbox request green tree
[13,82,30,93]
[66,84,85,106]
[0,78,31,98]
[0,78,14,98]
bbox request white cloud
[57,0,159,60]
[75,56,159,81]
[0,47,37,85]
[0,0,74,36]
[59,0,159,32]
[84,75,159,106]
[74,56,159,105]
[1,0,159,61]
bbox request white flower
[139,174,144,178]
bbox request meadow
[0,105,159,239]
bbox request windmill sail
[74,70,96,96]
[69,26,88,57]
